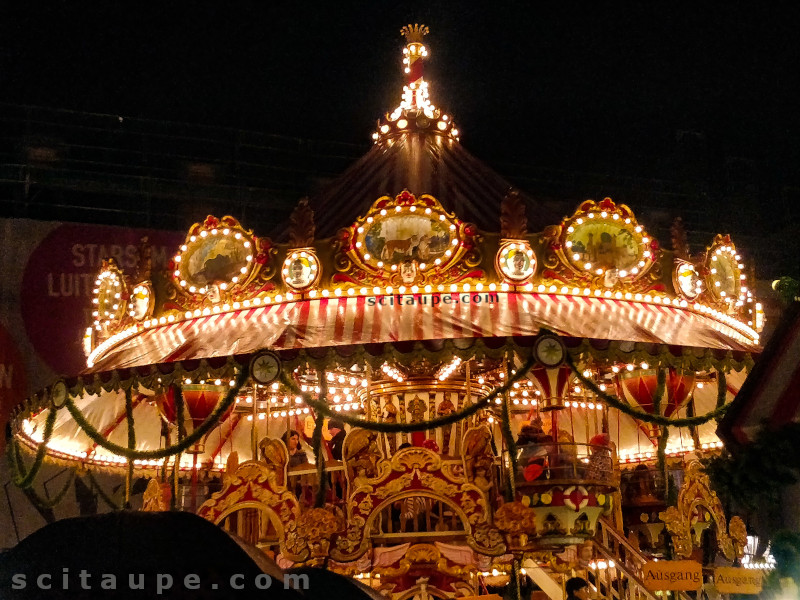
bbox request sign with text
[714,567,763,595]
[642,560,703,591]
[20,223,182,377]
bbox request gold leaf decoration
[500,190,527,239]
[289,197,315,248]
[671,217,691,261]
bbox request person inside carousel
[543,420,579,480]
[584,433,613,481]
[327,418,347,461]
[282,429,310,469]
[515,419,553,482]
[565,576,592,600]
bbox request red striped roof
[88,292,758,372]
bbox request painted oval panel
[565,221,642,273]
[182,236,250,287]
[709,253,738,297]
[362,214,453,267]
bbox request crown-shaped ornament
[400,23,429,44]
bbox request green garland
[7,407,57,489]
[24,471,76,510]
[499,357,518,502]
[715,370,727,423]
[279,355,536,434]
[564,352,730,426]
[311,375,328,508]
[87,470,123,510]
[63,366,249,460]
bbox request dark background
[1,1,798,276]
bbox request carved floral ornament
[335,442,505,561]
[658,461,747,562]
[335,190,483,289]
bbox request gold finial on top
[400,24,429,45]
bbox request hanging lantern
[529,365,572,411]
[156,383,232,453]
[616,368,696,439]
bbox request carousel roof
[80,26,761,371]
[89,291,757,372]
[300,131,562,240]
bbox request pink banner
[20,223,183,377]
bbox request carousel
[7,25,763,600]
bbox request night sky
[3,2,797,169]
[1,2,799,277]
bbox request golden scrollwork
[495,501,538,552]
[167,215,277,311]
[334,444,505,562]
[659,505,693,558]
[197,461,300,559]
[141,478,168,512]
[293,507,345,564]
[658,460,747,561]
[372,544,476,582]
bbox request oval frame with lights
[703,234,745,311]
[336,190,482,289]
[496,240,536,283]
[282,248,321,292]
[92,259,128,335]
[172,216,256,298]
[673,261,703,300]
[544,197,659,290]
[128,282,155,322]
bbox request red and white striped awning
[89,292,759,372]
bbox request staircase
[527,519,693,600]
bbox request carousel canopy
[296,129,563,240]
[9,24,763,474]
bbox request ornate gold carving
[343,428,384,488]
[500,190,527,239]
[258,437,288,487]
[372,543,477,582]
[334,444,504,562]
[401,24,429,44]
[141,478,168,512]
[462,426,495,488]
[197,461,300,559]
[658,460,747,561]
[288,198,315,248]
[495,501,537,543]
[660,506,693,558]
[701,234,745,315]
[334,191,483,290]
[167,215,277,310]
[292,507,345,565]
